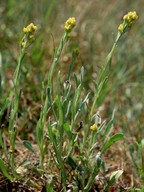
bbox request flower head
[21,23,37,49]
[23,23,37,34]
[123,11,138,26]
[90,124,98,132]
[118,11,138,34]
[64,17,76,33]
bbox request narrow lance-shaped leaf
[101,133,124,154]
[101,119,113,141]
[0,159,13,181]
[84,155,102,192]
[23,141,36,154]
[47,87,57,122]
[71,84,82,121]
[0,98,9,118]
[63,123,72,140]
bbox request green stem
[48,31,68,87]
[91,32,122,118]
[9,48,25,170]
[14,49,25,86]
[97,32,121,86]
[37,31,68,169]
[83,32,122,146]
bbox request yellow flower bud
[28,23,37,32]
[118,24,124,32]
[64,17,76,32]
[90,124,98,132]
[21,41,26,48]
[23,27,29,33]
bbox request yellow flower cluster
[90,124,98,132]
[123,11,138,26]
[23,23,37,34]
[64,17,76,33]
[21,23,37,48]
[118,11,138,32]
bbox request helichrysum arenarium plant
[0,11,139,191]
[0,23,37,177]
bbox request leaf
[101,133,124,154]
[101,119,113,141]
[0,159,13,181]
[84,156,102,192]
[80,66,84,86]
[23,141,36,154]
[47,87,57,121]
[109,169,123,181]
[74,92,90,121]
[0,98,9,118]
[0,132,9,161]
[46,182,54,192]
[103,170,123,191]
[36,120,43,146]
[68,51,77,80]
[79,92,90,110]
[65,100,71,119]
[74,74,78,88]
[71,84,81,121]
[65,156,83,172]
[63,123,72,140]
[55,95,64,127]
[65,156,78,170]
[141,139,144,149]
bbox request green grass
[0,1,144,191]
